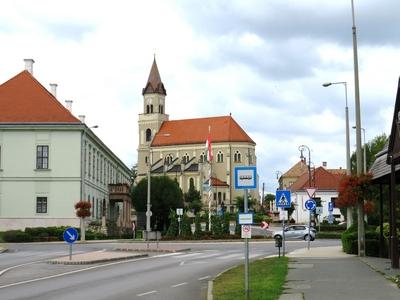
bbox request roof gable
[289,167,344,191]
[142,58,166,96]
[151,115,255,146]
[0,71,80,123]
[282,160,308,178]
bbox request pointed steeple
[142,57,167,95]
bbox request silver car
[273,225,316,241]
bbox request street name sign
[275,190,291,208]
[234,166,257,189]
[63,227,78,244]
[238,213,254,225]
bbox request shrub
[341,224,380,256]
[317,232,342,239]
[194,213,202,238]
[3,230,33,242]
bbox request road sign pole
[308,210,311,250]
[244,188,249,299]
[282,209,285,257]
[69,244,72,261]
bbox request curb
[114,247,191,253]
[47,253,148,265]
[0,247,8,253]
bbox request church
[136,59,259,214]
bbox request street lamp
[298,145,311,187]
[353,126,366,173]
[322,82,351,176]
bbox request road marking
[198,276,210,281]
[195,253,222,259]
[153,252,183,258]
[171,282,187,288]
[216,253,241,260]
[179,261,185,266]
[173,252,202,258]
[137,290,157,297]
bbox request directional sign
[234,166,257,189]
[305,199,316,211]
[63,227,79,244]
[275,190,291,208]
[260,221,269,229]
[328,202,334,212]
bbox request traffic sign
[305,188,316,198]
[241,225,252,238]
[234,166,257,189]
[260,221,269,229]
[328,202,334,212]
[275,190,291,208]
[279,210,288,221]
[305,199,316,211]
[63,227,79,244]
[176,208,183,215]
[238,213,254,225]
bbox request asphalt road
[0,239,340,300]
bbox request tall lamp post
[298,145,312,250]
[351,0,365,257]
[323,81,352,228]
[353,126,366,173]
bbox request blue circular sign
[63,227,79,244]
[305,199,316,211]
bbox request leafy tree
[183,181,202,214]
[222,212,231,234]
[234,213,241,235]
[264,194,275,211]
[235,196,256,212]
[211,215,223,238]
[285,202,295,218]
[166,210,178,237]
[181,214,192,238]
[194,213,202,238]
[131,176,183,231]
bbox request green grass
[213,257,288,300]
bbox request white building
[0,60,131,231]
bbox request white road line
[171,282,187,288]
[195,253,222,259]
[137,290,157,297]
[153,252,183,258]
[172,252,202,258]
[216,253,241,260]
[198,276,210,281]
[179,261,185,266]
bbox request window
[165,154,173,165]
[92,151,96,179]
[36,145,49,169]
[36,197,47,213]
[213,193,217,201]
[217,151,223,163]
[146,105,150,114]
[159,105,164,114]
[150,105,153,113]
[234,151,241,163]
[182,153,189,164]
[146,128,152,142]
[189,178,194,188]
[88,148,92,177]
[218,192,222,205]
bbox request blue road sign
[63,227,79,244]
[305,199,316,211]
[234,166,257,189]
[328,202,334,212]
[275,190,291,208]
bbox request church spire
[142,57,167,95]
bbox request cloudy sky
[0,0,399,193]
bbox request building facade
[136,59,259,213]
[0,60,131,230]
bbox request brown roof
[142,58,166,95]
[289,167,345,192]
[0,70,81,124]
[282,160,308,178]
[211,177,229,187]
[151,115,255,147]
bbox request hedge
[341,224,381,256]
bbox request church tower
[137,58,169,177]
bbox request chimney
[65,100,73,112]
[24,58,35,74]
[78,115,86,123]
[322,161,327,168]
[49,83,58,98]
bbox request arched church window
[165,154,173,165]
[234,151,241,163]
[217,151,223,163]
[189,177,194,188]
[183,153,189,164]
[160,105,164,114]
[150,105,153,113]
[146,105,150,114]
[146,128,152,142]
[199,152,206,163]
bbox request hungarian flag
[206,133,213,162]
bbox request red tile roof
[289,167,345,191]
[211,177,229,187]
[0,70,81,123]
[151,115,255,147]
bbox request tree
[74,200,91,241]
[222,212,231,235]
[264,194,275,211]
[183,181,202,214]
[194,213,202,238]
[131,176,184,231]
[211,215,223,238]
[235,196,256,212]
[181,214,192,238]
[166,210,178,237]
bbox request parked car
[273,225,316,241]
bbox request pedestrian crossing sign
[275,190,291,208]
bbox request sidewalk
[280,246,400,300]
